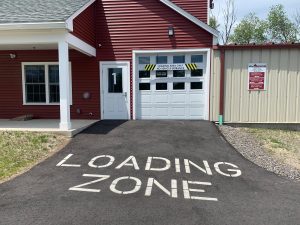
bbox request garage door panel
[138,94,152,104]
[170,107,186,117]
[136,52,208,120]
[138,107,152,118]
[154,94,169,103]
[190,105,205,116]
[171,93,186,103]
[155,107,169,117]
[190,92,205,104]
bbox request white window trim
[22,62,72,106]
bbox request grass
[0,131,69,182]
[244,128,300,170]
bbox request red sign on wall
[248,64,267,91]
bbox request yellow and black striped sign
[185,63,198,71]
[144,64,156,71]
[144,63,198,71]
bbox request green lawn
[244,128,300,170]
[0,131,69,182]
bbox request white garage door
[135,52,209,120]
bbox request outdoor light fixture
[210,0,214,9]
[82,91,91,99]
[168,26,174,37]
[9,53,16,59]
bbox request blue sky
[212,0,299,23]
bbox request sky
[212,0,299,24]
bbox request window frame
[22,62,72,105]
[139,82,151,91]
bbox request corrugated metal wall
[211,48,300,123]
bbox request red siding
[96,0,212,61]
[171,0,208,23]
[0,50,100,119]
[96,0,213,116]
[0,0,213,120]
[72,3,96,47]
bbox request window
[191,69,203,77]
[139,70,150,78]
[139,57,150,64]
[173,82,185,90]
[24,65,46,103]
[22,63,72,104]
[108,68,123,93]
[173,55,185,63]
[156,70,168,78]
[191,55,203,63]
[139,83,150,91]
[191,82,203,90]
[173,70,185,77]
[156,83,168,90]
[48,65,60,103]
[156,56,168,64]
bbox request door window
[108,68,123,93]
[156,83,168,90]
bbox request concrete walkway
[0,119,99,137]
[0,121,299,225]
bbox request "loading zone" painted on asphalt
[56,154,242,202]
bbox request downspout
[219,49,225,125]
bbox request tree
[220,0,237,44]
[209,15,220,30]
[267,4,298,43]
[229,13,267,44]
[294,11,300,29]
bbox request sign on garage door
[135,52,209,120]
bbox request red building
[0,0,218,130]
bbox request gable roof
[160,0,219,37]
[0,0,91,24]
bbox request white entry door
[101,62,130,120]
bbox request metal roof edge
[213,43,300,50]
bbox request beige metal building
[210,45,300,124]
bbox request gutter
[0,22,68,31]
[213,43,300,50]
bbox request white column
[58,40,71,130]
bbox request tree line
[210,0,300,44]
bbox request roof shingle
[0,0,91,24]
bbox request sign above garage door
[134,50,211,120]
[144,63,198,71]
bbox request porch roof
[0,0,91,24]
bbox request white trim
[132,48,211,120]
[21,62,72,105]
[133,48,211,54]
[132,53,137,120]
[160,0,219,37]
[100,61,131,120]
[65,0,96,31]
[204,49,211,120]
[66,33,96,57]
[0,30,66,45]
[0,22,66,31]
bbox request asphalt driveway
[0,121,299,225]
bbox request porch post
[58,40,71,130]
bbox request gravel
[218,125,300,181]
